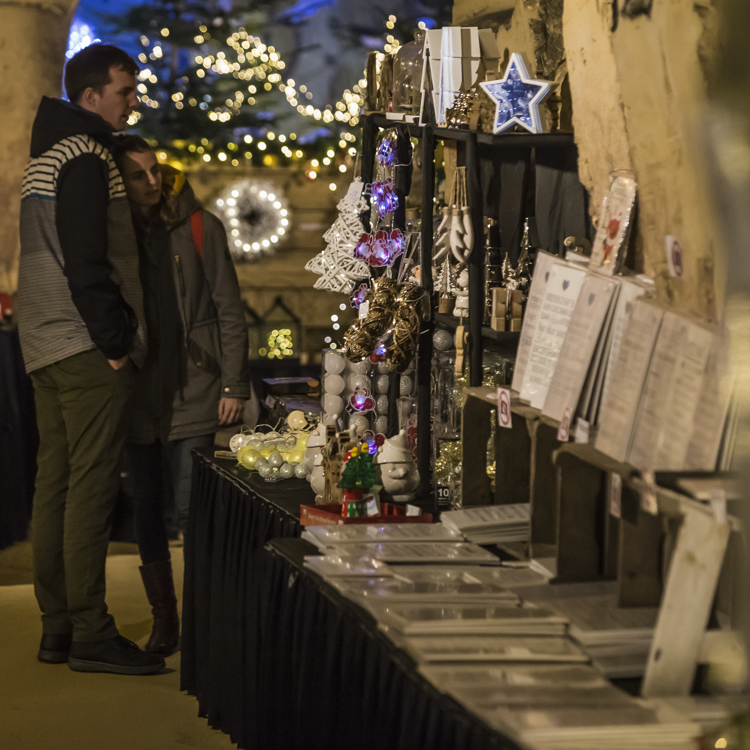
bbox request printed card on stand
[542,273,619,425]
[519,261,587,410]
[595,301,664,463]
[511,250,557,394]
[595,277,652,425]
[628,314,714,472]
[685,333,733,471]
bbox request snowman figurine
[452,268,469,319]
[303,424,327,477]
[374,430,420,503]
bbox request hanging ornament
[370,178,399,216]
[350,282,370,310]
[479,53,552,135]
[347,386,376,414]
[306,177,369,293]
[376,131,398,166]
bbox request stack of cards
[302,523,461,552]
[329,567,521,605]
[324,541,502,565]
[441,504,531,544]
[374,603,568,636]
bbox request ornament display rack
[359,111,575,509]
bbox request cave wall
[0,0,77,294]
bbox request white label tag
[710,487,727,525]
[365,497,380,517]
[640,470,658,516]
[497,388,512,429]
[575,418,590,444]
[359,300,370,320]
[666,236,684,278]
[406,504,421,516]
[557,407,572,442]
[609,473,622,519]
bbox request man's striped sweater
[17,97,146,374]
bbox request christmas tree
[95,0,453,167]
[338,446,378,489]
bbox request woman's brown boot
[139,559,180,655]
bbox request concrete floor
[0,542,235,750]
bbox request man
[116,136,249,654]
[16,44,164,674]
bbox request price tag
[575,418,590,444]
[435,485,452,510]
[609,473,622,518]
[709,487,727,525]
[497,388,512,429]
[406,504,422,516]
[557,407,572,442]
[358,300,370,320]
[640,470,658,516]
[365,497,381,517]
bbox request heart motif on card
[562,280,570,291]
[588,293,595,305]
[625,302,633,314]
[545,271,550,282]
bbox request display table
[180,448,308,732]
[181,450,521,750]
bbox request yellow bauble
[289,448,305,464]
[237,446,261,470]
[260,444,277,458]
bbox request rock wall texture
[0,0,77,294]
[453,0,722,321]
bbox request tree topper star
[479,53,552,135]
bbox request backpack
[190,210,204,260]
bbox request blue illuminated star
[479,53,552,134]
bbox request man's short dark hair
[64,44,139,104]
[116,134,153,156]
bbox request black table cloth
[182,449,521,750]
[180,448,310,725]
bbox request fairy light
[267,329,294,359]
[129,17,420,164]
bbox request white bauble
[322,393,344,414]
[375,416,388,434]
[349,413,370,435]
[399,375,413,396]
[325,373,345,395]
[375,375,390,394]
[324,350,346,375]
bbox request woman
[117,135,250,654]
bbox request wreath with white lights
[212,179,290,261]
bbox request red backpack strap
[190,210,204,260]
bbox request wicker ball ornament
[343,278,424,374]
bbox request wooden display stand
[460,384,742,698]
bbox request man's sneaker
[68,635,165,675]
[38,633,73,664]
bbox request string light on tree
[66,22,101,59]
